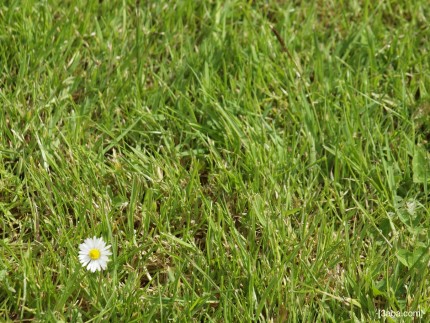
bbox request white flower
[78,236,112,272]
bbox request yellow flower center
[89,249,101,260]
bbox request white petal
[99,255,109,262]
[95,261,102,271]
[80,259,91,267]
[87,261,96,272]
[79,248,90,255]
[98,238,106,249]
[78,255,89,262]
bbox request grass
[1,0,430,321]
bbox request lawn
[1,0,430,321]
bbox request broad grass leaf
[396,247,428,268]
[413,146,430,183]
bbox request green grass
[1,0,430,321]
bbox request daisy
[78,236,112,272]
